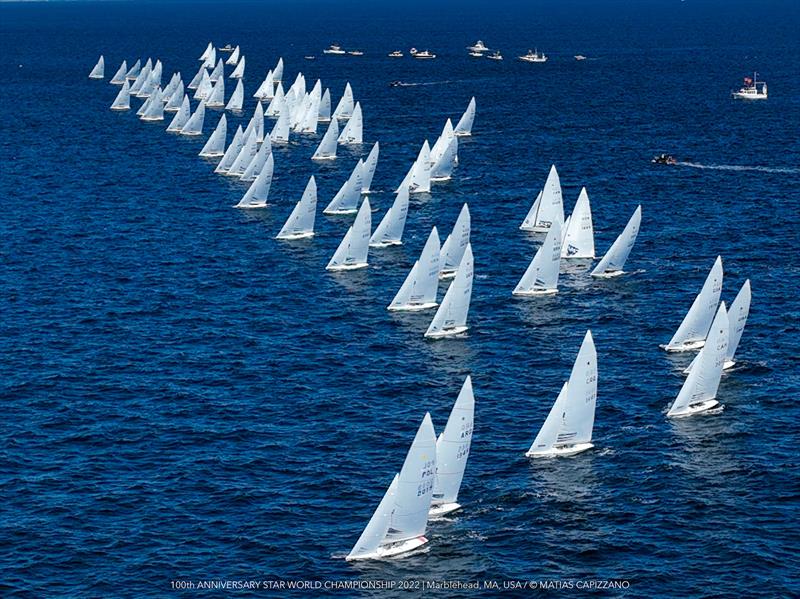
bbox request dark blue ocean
[2,0,799,596]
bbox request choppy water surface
[2,1,799,597]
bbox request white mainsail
[129,64,150,95]
[187,65,206,90]
[140,88,165,121]
[269,109,291,143]
[227,130,258,176]
[338,102,363,144]
[513,220,562,295]
[591,205,641,278]
[430,376,474,515]
[198,42,213,62]
[254,69,274,99]
[388,227,441,311]
[276,176,318,240]
[272,57,284,82]
[661,256,724,352]
[110,80,131,110]
[370,187,410,247]
[425,244,474,338]
[454,96,476,136]
[215,125,244,172]
[230,55,245,79]
[193,71,212,100]
[298,92,321,134]
[324,161,364,214]
[241,139,272,181]
[332,82,355,120]
[520,165,563,232]
[226,45,240,65]
[430,137,458,181]
[561,187,595,258]
[439,204,471,278]
[225,79,244,111]
[526,331,598,457]
[236,154,274,208]
[265,83,285,117]
[110,60,127,84]
[199,114,227,157]
[319,88,332,122]
[312,119,339,160]
[180,100,205,135]
[125,59,141,81]
[361,142,380,193]
[429,119,455,165]
[206,77,225,107]
[668,303,729,417]
[166,95,191,131]
[326,198,371,271]
[164,81,185,111]
[209,59,224,83]
[88,55,105,79]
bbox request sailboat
[429,120,455,164]
[88,55,105,79]
[187,65,206,90]
[338,102,363,144]
[276,177,318,240]
[513,221,562,296]
[254,69,274,100]
[269,109,291,143]
[215,125,244,172]
[193,71,213,100]
[230,56,246,79]
[319,88,332,122]
[439,204,471,280]
[397,141,432,194]
[129,64,151,95]
[323,161,364,214]
[225,45,240,65]
[140,88,165,121]
[227,130,258,177]
[225,79,244,111]
[430,376,474,516]
[265,83,285,117]
[209,59,224,83]
[454,97,476,136]
[560,187,595,258]
[425,244,474,338]
[180,100,205,135]
[526,330,597,457]
[346,413,437,561]
[312,119,339,160]
[272,58,284,83]
[235,154,274,208]
[199,114,227,157]
[198,42,214,62]
[297,91,321,134]
[388,227,440,311]
[370,187,410,247]
[125,59,141,81]
[326,199,371,271]
[684,279,751,374]
[164,80,184,110]
[520,165,564,232]
[205,78,225,108]
[360,142,380,194]
[110,80,131,110]
[430,137,458,181]
[109,60,127,85]
[668,303,729,417]
[166,95,191,131]
[241,139,272,182]
[332,82,355,120]
[660,256,723,352]
[591,206,641,278]
[251,102,265,142]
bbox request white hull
[683,359,737,375]
[140,115,164,122]
[199,151,225,158]
[312,155,337,161]
[668,399,720,418]
[369,240,402,248]
[732,92,767,100]
[660,339,705,352]
[439,270,457,280]
[591,269,625,279]
[180,131,203,137]
[327,262,368,271]
[323,208,358,216]
[387,302,438,312]
[345,536,428,561]
[430,175,452,182]
[428,502,461,517]
[425,325,468,339]
[235,203,268,209]
[454,131,471,137]
[513,288,558,297]
[276,232,315,240]
[110,106,129,111]
[526,442,594,458]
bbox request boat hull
[387,302,438,312]
[591,269,625,279]
[660,339,705,352]
[513,288,558,297]
[425,325,468,339]
[327,262,368,272]
[345,536,428,561]
[369,240,403,248]
[276,232,315,240]
[668,398,720,418]
[323,209,358,216]
[526,442,594,458]
[429,502,461,517]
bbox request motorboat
[304,55,316,60]
[574,54,587,61]
[323,44,346,55]
[651,153,677,165]
[519,49,547,63]
[486,51,503,61]
[414,50,436,59]
[469,51,483,58]
[732,72,767,99]
[348,50,364,56]
[467,40,489,52]
[218,44,234,52]
[388,50,403,57]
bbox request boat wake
[677,161,800,174]
[391,80,463,87]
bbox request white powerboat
[732,72,767,99]
[519,49,547,63]
[414,50,436,59]
[323,44,346,55]
[486,51,503,61]
[388,50,403,58]
[467,40,489,52]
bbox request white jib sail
[429,119,455,165]
[326,198,371,270]
[520,190,542,231]
[225,79,244,111]
[110,60,127,84]
[388,227,441,311]
[226,45,240,65]
[370,187,410,247]
[338,102,363,144]
[215,125,244,172]
[272,57,284,82]
[440,204,471,277]
[361,142,380,193]
[269,109,291,143]
[227,130,258,176]
[430,137,458,181]
[166,95,191,131]
[332,82,355,120]
[180,100,205,135]
[513,220,562,295]
[276,176,318,240]
[236,154,274,209]
[346,474,399,561]
[425,244,474,338]
[265,83,285,116]
[312,118,339,160]
[319,88,332,121]
[89,55,104,79]
[663,256,724,351]
[241,139,272,181]
[125,59,141,80]
[561,187,595,258]
[324,161,364,214]
[230,55,245,79]
[199,114,227,157]
[591,205,641,277]
[110,80,131,110]
[454,96,476,136]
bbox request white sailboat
[430,137,458,181]
[560,187,595,258]
[397,141,432,194]
[193,71,212,100]
[129,64,150,95]
[332,82,355,120]
[370,187,410,247]
[140,88,165,121]
[520,165,564,232]
[136,92,153,117]
[125,59,141,81]
[453,97,476,136]
[241,139,272,181]
[225,79,244,111]
[513,221,562,296]
[430,376,474,516]
[298,91,321,134]
[319,88,332,122]
[166,95,191,131]
[361,142,380,193]
[88,55,105,79]
[526,330,598,457]
[326,199,372,271]
[265,83,285,117]
[346,413,437,561]
[425,244,474,338]
[225,45,240,65]
[251,102,265,142]
[388,227,440,311]
[164,81,185,111]
[215,125,244,172]
[199,114,227,157]
[230,56,245,79]
[180,100,205,136]
[110,80,131,110]
[198,42,213,62]
[668,303,729,417]
[254,69,274,100]
[324,161,364,214]
[187,65,206,90]
[312,119,339,160]
[227,130,258,176]
[429,119,455,166]
[109,60,127,84]
[272,57,284,83]
[276,177,317,240]
[203,47,217,69]
[591,206,641,278]
[235,154,274,208]
[338,102,363,144]
[439,204,471,279]
[205,77,225,107]
[661,256,723,352]
[269,109,291,143]
[209,59,224,83]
